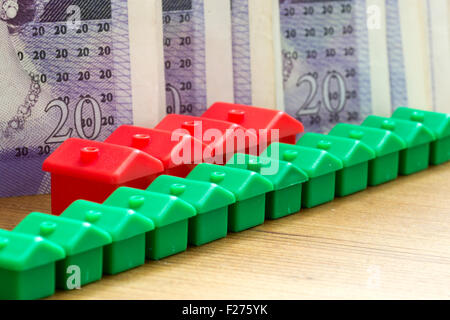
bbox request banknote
[230,0,282,109]
[385,0,409,110]
[277,0,382,133]
[231,0,252,106]
[0,0,166,197]
[162,0,234,116]
[426,0,450,113]
[385,0,433,113]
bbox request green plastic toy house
[187,163,273,232]
[329,124,406,186]
[297,133,375,197]
[260,143,343,208]
[14,212,111,290]
[392,107,450,165]
[147,175,236,246]
[61,200,155,275]
[0,229,65,300]
[362,115,436,175]
[226,153,308,219]
[104,188,196,260]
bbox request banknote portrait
[0,0,50,141]
[0,0,135,197]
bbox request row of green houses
[0,107,448,300]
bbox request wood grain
[1,163,449,299]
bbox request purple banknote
[0,0,134,197]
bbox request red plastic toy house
[202,102,304,148]
[43,138,164,215]
[105,125,207,177]
[154,114,258,164]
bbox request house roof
[14,212,112,256]
[155,114,248,135]
[61,200,155,242]
[226,153,308,190]
[362,116,436,148]
[202,102,304,138]
[147,175,236,214]
[187,163,273,201]
[260,143,343,178]
[0,229,65,272]
[297,133,375,167]
[104,187,196,228]
[154,114,259,155]
[42,138,164,184]
[105,125,207,168]
[392,107,450,139]
[329,124,406,157]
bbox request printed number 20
[44,97,102,144]
[296,71,347,117]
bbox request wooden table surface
[1,163,450,300]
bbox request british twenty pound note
[277,0,391,133]
[0,0,166,197]
[230,0,283,109]
[385,0,450,114]
[231,0,252,106]
[426,0,450,113]
[385,0,434,113]
[162,0,234,116]
[385,0,409,110]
